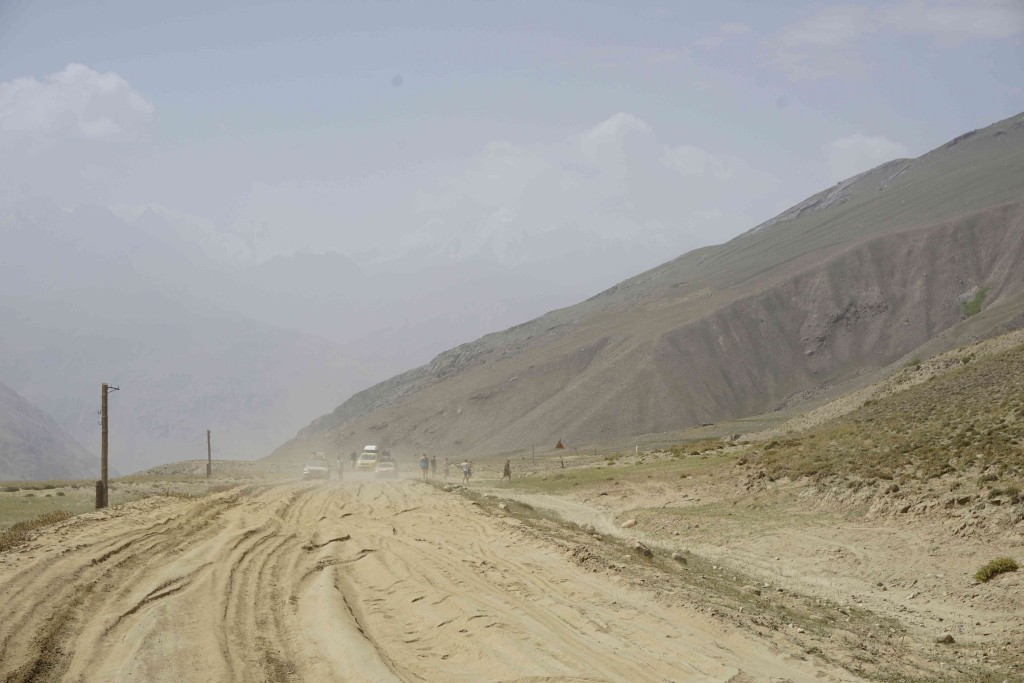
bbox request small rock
[497,503,508,511]
[671,552,686,563]
[936,633,955,644]
[584,524,596,534]
[621,519,638,529]
[443,485,453,492]
[631,540,653,557]
[742,585,761,596]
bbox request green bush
[961,288,988,318]
[975,557,1018,583]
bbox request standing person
[443,457,450,481]
[419,453,429,481]
[501,459,511,482]
[461,459,470,484]
[468,460,474,480]
[430,455,437,477]
[350,450,358,469]
[337,454,344,481]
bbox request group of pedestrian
[333,448,508,486]
[420,453,464,481]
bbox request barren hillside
[269,112,1024,463]
[0,380,95,480]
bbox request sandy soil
[487,471,1024,680]
[0,480,859,683]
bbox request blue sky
[1,0,1022,265]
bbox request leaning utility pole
[97,382,119,509]
[206,429,212,478]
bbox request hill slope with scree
[269,112,1024,463]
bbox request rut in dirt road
[0,482,859,683]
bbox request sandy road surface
[0,481,856,683]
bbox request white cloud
[769,1,1024,79]
[0,63,154,142]
[385,113,776,271]
[696,22,754,50]
[879,0,1024,43]
[661,145,739,181]
[0,64,155,204]
[824,134,911,182]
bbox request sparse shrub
[974,557,1018,583]
[905,358,922,368]
[988,486,1020,501]
[1,485,19,493]
[23,493,34,497]
[56,491,66,497]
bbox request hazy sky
[1,0,1022,264]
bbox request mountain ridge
[267,111,1024,463]
[0,379,96,481]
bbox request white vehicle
[303,453,329,480]
[374,453,398,479]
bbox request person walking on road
[430,455,437,477]
[337,455,344,481]
[461,459,471,484]
[419,454,430,481]
[501,459,511,482]
[443,457,450,481]
[350,450,358,469]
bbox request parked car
[374,454,398,479]
[355,447,379,472]
[356,444,392,473]
[303,453,329,480]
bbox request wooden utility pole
[206,429,212,478]
[98,383,118,509]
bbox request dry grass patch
[0,510,73,553]
[753,344,1024,486]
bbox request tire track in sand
[1,481,860,683]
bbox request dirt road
[0,481,857,682]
